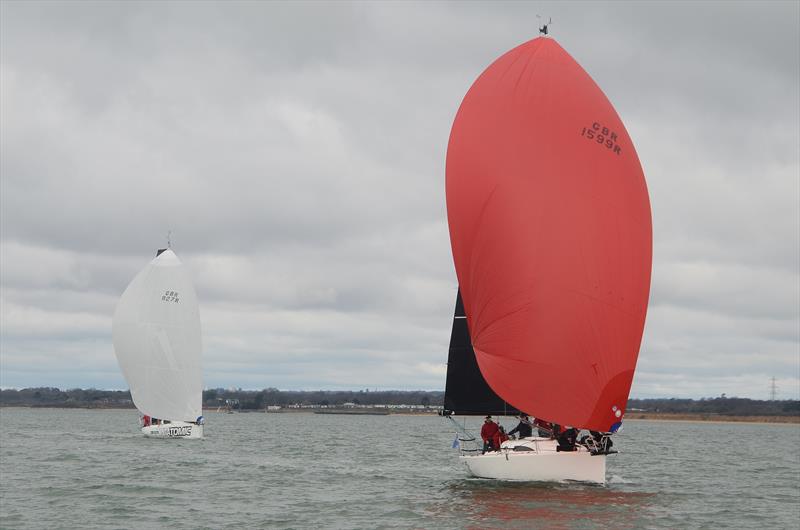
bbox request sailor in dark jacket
[556,427,580,451]
[507,413,533,439]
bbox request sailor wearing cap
[480,415,499,453]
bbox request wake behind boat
[112,248,205,439]
[443,33,652,484]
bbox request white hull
[141,421,203,439]
[460,437,606,484]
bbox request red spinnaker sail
[446,38,652,432]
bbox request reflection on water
[441,479,656,529]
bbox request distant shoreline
[0,405,436,416]
[625,412,799,424]
[2,405,798,424]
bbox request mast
[537,15,552,36]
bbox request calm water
[0,409,798,529]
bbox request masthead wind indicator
[537,15,552,36]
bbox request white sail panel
[112,250,202,421]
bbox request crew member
[556,427,580,452]
[480,415,500,453]
[507,413,533,439]
[493,425,510,449]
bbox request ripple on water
[0,410,798,529]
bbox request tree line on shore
[0,387,445,410]
[1,387,798,416]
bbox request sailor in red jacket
[493,425,510,450]
[480,415,500,453]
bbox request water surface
[1,409,797,529]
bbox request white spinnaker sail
[112,250,202,422]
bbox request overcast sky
[1,1,798,399]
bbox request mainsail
[444,289,520,416]
[112,249,203,422]
[445,37,652,432]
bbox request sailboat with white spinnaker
[112,248,205,439]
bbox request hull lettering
[167,425,193,437]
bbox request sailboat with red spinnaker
[443,34,652,484]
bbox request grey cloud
[1,1,798,398]
[651,261,799,321]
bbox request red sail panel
[446,37,652,432]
